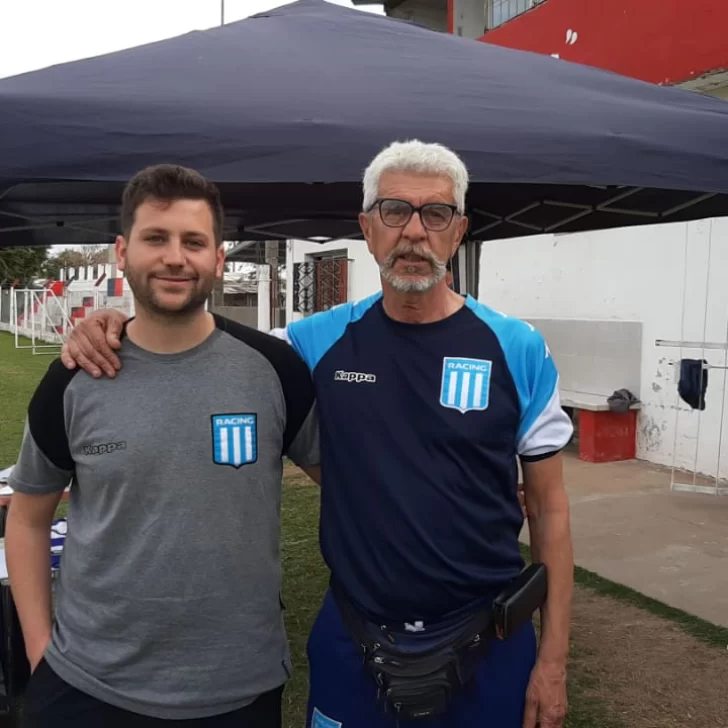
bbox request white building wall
[388,0,448,32]
[285,239,381,323]
[450,0,485,38]
[478,217,728,480]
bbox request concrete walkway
[520,452,728,628]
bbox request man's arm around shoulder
[60,308,128,378]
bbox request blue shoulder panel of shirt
[286,292,558,443]
[286,291,382,371]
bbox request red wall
[478,0,728,86]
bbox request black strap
[330,581,495,662]
[330,581,379,657]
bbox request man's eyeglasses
[367,198,460,232]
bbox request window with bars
[292,255,350,315]
[486,0,546,29]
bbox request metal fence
[292,258,350,315]
[0,286,135,353]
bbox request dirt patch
[283,461,316,486]
[570,587,728,728]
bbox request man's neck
[381,282,466,324]
[126,306,216,354]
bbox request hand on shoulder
[60,309,128,378]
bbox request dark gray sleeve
[285,402,320,467]
[8,359,76,495]
[9,421,73,494]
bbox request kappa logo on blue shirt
[311,708,342,728]
[440,357,492,413]
[211,413,258,468]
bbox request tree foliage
[0,247,50,286]
[45,245,108,279]
[0,245,111,287]
[42,246,109,279]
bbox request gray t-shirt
[9,315,320,719]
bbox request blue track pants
[305,590,537,728]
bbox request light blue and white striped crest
[311,708,342,728]
[440,357,492,413]
[211,414,258,468]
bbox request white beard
[379,246,448,293]
[381,265,446,293]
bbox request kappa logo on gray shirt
[83,441,127,456]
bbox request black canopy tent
[1,0,727,291]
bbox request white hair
[362,140,469,214]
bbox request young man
[6,164,320,727]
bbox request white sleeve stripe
[268,326,291,344]
[517,383,574,458]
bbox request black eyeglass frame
[366,198,461,232]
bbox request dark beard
[125,268,214,319]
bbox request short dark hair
[120,164,224,245]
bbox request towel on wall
[678,359,708,410]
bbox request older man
[60,141,574,728]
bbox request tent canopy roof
[1,0,727,248]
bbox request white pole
[13,289,18,347]
[31,290,36,352]
[23,289,29,341]
[257,265,271,332]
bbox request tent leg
[451,239,482,298]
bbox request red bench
[561,391,641,463]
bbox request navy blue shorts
[305,590,537,728]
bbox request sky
[0,0,384,79]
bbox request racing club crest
[311,708,342,728]
[211,413,258,467]
[439,357,492,413]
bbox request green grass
[562,646,626,728]
[280,484,327,726]
[520,543,728,651]
[0,332,59,467]
[573,564,728,649]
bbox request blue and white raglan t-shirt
[275,293,573,624]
